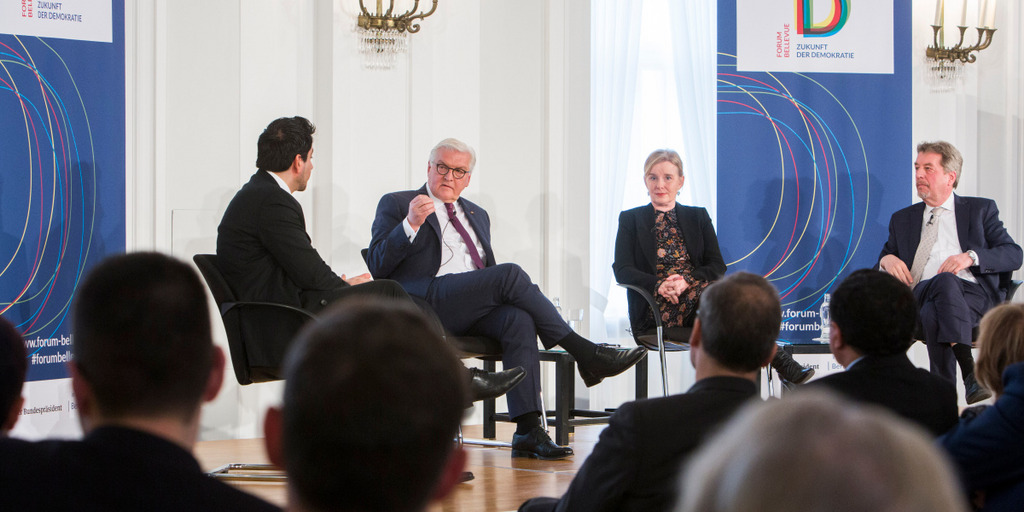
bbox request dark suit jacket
[806,353,958,436]
[878,195,1022,307]
[217,170,346,309]
[0,426,280,511]
[613,203,726,330]
[519,376,757,512]
[367,185,495,297]
[940,362,1024,511]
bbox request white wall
[126,0,592,440]
[122,0,1023,440]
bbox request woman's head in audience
[644,149,685,211]
[975,303,1024,397]
[676,391,967,512]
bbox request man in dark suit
[264,300,469,512]
[879,141,1022,403]
[518,272,781,512]
[368,138,647,460]
[217,117,524,402]
[806,269,958,436]
[0,253,280,511]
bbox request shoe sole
[790,368,815,385]
[582,349,648,388]
[966,391,992,405]
[511,449,574,460]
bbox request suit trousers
[914,272,989,383]
[426,263,572,418]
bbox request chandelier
[357,0,438,70]
[925,0,997,91]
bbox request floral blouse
[654,209,709,328]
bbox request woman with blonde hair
[940,303,1024,511]
[613,149,814,384]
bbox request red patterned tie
[445,202,485,270]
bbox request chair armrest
[616,283,663,330]
[220,301,317,321]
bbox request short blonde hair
[975,303,1024,396]
[644,149,683,178]
[676,392,967,512]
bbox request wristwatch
[967,250,979,267]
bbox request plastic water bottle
[817,294,831,342]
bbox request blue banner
[0,2,125,380]
[717,0,910,343]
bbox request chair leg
[483,359,497,439]
[657,325,670,396]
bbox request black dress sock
[513,412,542,435]
[555,331,597,366]
[952,342,976,378]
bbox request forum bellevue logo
[796,0,850,37]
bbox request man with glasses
[368,138,647,460]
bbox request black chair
[617,283,690,397]
[193,253,315,481]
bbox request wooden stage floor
[195,422,604,512]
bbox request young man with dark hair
[264,300,468,512]
[519,272,781,512]
[806,269,958,436]
[0,316,27,434]
[0,252,279,511]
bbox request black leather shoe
[771,349,815,384]
[459,471,475,483]
[577,345,648,387]
[964,373,992,405]
[511,427,573,460]
[469,366,526,403]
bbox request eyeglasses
[433,162,469,179]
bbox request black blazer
[367,185,495,297]
[0,426,281,511]
[217,170,346,309]
[613,203,726,330]
[806,353,959,436]
[878,195,1022,307]
[519,377,758,512]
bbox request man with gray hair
[519,272,781,512]
[368,138,647,460]
[878,141,1021,403]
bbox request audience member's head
[975,303,1024,397]
[256,116,316,173]
[692,272,781,373]
[0,316,27,433]
[830,269,917,361]
[264,299,468,512]
[676,391,968,512]
[71,252,223,431]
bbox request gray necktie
[910,207,943,286]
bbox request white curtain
[589,0,643,339]
[667,1,718,222]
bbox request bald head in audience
[676,391,968,512]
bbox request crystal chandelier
[357,0,438,70]
[925,0,998,91]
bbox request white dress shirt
[920,194,977,284]
[402,188,487,277]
